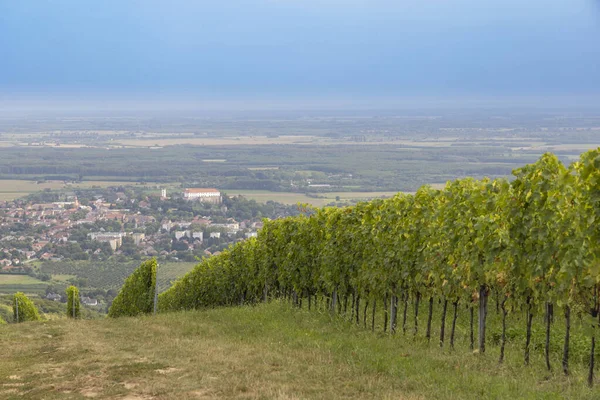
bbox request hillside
[0,302,596,400]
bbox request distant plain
[0,112,599,197]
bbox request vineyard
[40,261,196,292]
[156,149,600,386]
[41,260,141,290]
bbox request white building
[183,188,222,204]
[88,232,126,251]
[192,232,204,241]
[211,223,240,233]
[132,233,145,246]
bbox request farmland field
[0,180,160,201]
[115,135,321,147]
[0,179,431,206]
[0,193,23,201]
[226,190,328,205]
[325,191,401,200]
[0,118,598,194]
[0,274,46,285]
[0,274,48,295]
[50,274,77,283]
[227,189,406,206]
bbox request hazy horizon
[1,94,600,118]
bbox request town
[0,185,298,272]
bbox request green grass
[226,189,328,205]
[0,275,48,295]
[50,274,77,283]
[226,190,401,206]
[0,284,48,295]
[0,302,598,399]
[0,179,150,201]
[0,274,45,285]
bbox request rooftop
[184,188,220,193]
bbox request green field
[0,179,152,201]
[0,284,48,295]
[0,274,48,295]
[0,182,406,205]
[50,274,77,283]
[226,190,401,206]
[115,135,321,147]
[226,190,328,205]
[0,302,597,399]
[0,274,44,285]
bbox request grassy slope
[0,302,597,400]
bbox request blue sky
[0,0,599,104]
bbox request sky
[0,0,599,109]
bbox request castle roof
[184,188,220,193]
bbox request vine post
[478,285,487,353]
[563,305,571,375]
[154,262,159,315]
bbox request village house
[131,233,145,246]
[193,217,211,226]
[126,214,156,227]
[80,296,98,306]
[46,293,62,302]
[88,232,126,251]
[192,232,203,241]
[211,222,240,233]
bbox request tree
[13,292,42,322]
[108,258,157,317]
[66,286,81,319]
